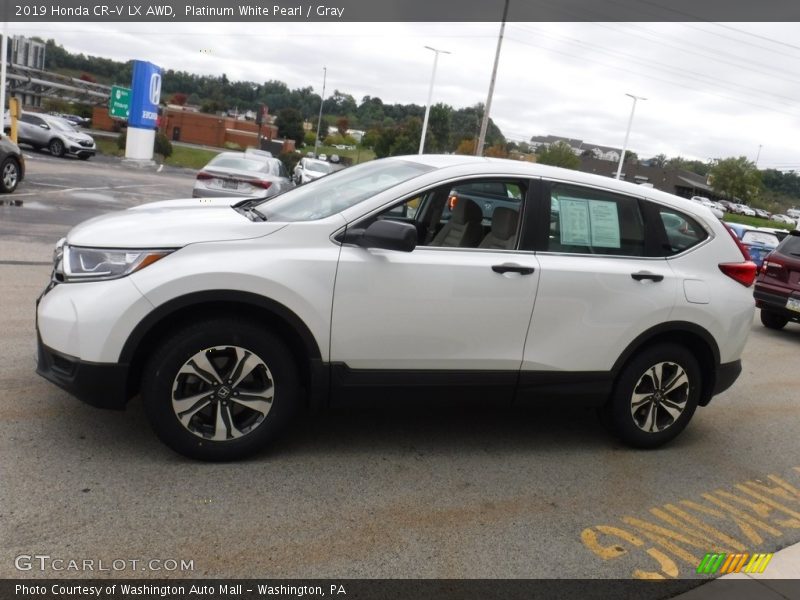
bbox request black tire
[49,138,65,157]
[602,343,701,449]
[0,157,20,193]
[760,310,788,330]
[141,319,300,461]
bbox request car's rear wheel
[49,138,65,157]
[0,157,20,193]
[760,310,788,330]
[141,319,300,461]
[603,343,700,448]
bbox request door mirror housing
[346,220,417,252]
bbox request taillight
[762,254,789,282]
[720,223,757,286]
[719,262,757,287]
[251,180,273,190]
[196,171,213,180]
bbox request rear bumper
[36,335,129,410]
[754,285,800,321]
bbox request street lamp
[419,46,450,154]
[314,66,327,159]
[755,144,763,167]
[615,93,646,180]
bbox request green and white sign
[109,86,131,119]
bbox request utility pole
[419,46,450,154]
[0,23,8,132]
[314,66,327,158]
[615,93,646,180]
[755,144,763,167]
[475,0,509,156]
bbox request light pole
[755,144,763,167]
[615,93,646,180]
[419,46,450,154]
[314,66,327,159]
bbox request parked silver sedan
[192,152,294,200]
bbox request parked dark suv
[754,230,800,329]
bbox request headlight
[56,245,174,282]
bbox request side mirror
[345,220,417,252]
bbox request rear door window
[547,184,645,256]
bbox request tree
[624,150,638,164]
[455,139,476,155]
[709,156,762,203]
[275,108,304,143]
[536,141,580,169]
[485,144,509,158]
[336,116,350,137]
[169,92,188,106]
[649,153,667,168]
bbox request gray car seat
[430,198,483,248]
[478,207,519,250]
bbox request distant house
[530,134,623,162]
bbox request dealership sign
[128,60,162,129]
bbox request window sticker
[559,198,591,245]
[588,200,621,248]
[556,195,621,249]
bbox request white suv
[36,156,756,460]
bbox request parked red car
[754,230,800,329]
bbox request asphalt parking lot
[1,153,800,588]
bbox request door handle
[631,271,664,282]
[492,264,535,275]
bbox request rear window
[741,230,780,247]
[775,233,800,257]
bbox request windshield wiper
[244,206,267,221]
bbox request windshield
[50,118,77,133]
[256,159,434,221]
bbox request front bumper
[36,334,130,409]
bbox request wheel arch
[120,290,324,407]
[611,322,720,407]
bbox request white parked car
[771,214,796,225]
[293,157,341,185]
[36,156,756,460]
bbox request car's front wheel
[49,138,65,157]
[760,310,788,330]
[603,343,700,448]
[0,157,20,193]
[141,319,300,461]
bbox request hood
[67,196,287,248]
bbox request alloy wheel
[2,161,18,190]
[171,345,275,441]
[629,361,690,433]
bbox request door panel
[331,246,540,370]
[522,254,676,371]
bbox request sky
[8,20,800,170]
